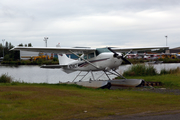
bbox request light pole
[2,39,5,59]
[44,37,48,47]
[43,37,48,59]
[165,36,168,46]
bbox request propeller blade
[108,47,132,64]
[107,47,118,57]
[122,57,132,64]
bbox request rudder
[58,54,77,65]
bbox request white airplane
[11,46,168,88]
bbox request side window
[88,53,94,59]
[84,55,87,60]
[82,52,95,60]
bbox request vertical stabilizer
[58,54,77,65]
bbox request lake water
[1,63,180,83]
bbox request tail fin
[58,54,77,65]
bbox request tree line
[0,42,32,61]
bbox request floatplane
[11,46,169,89]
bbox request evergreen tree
[0,41,20,60]
[28,43,32,47]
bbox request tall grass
[123,64,157,76]
[123,64,180,77]
[0,74,12,83]
[160,67,180,75]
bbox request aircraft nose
[108,47,131,64]
[115,53,123,59]
[117,52,122,56]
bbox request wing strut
[103,71,111,80]
[90,71,95,80]
[111,70,126,79]
[103,70,126,80]
[72,71,89,82]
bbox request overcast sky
[1,0,180,48]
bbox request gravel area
[111,86,180,95]
[135,87,180,95]
[100,110,180,120]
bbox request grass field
[0,75,180,120]
[1,65,180,119]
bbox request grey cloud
[0,0,180,48]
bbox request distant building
[170,47,180,53]
[20,51,39,60]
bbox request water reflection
[0,63,180,83]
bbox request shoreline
[1,58,180,66]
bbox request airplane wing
[11,46,96,54]
[111,46,169,52]
[11,46,169,54]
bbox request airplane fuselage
[63,52,123,72]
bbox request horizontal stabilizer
[40,65,67,69]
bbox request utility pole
[165,36,168,46]
[2,39,5,59]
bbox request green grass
[0,82,180,120]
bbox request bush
[0,74,12,83]
[123,64,157,76]
[3,54,10,61]
[53,58,58,61]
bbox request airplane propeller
[107,47,132,64]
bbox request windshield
[96,48,111,56]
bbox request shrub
[53,58,58,61]
[123,64,157,76]
[3,54,10,61]
[0,74,12,83]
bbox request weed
[0,74,12,83]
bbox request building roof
[170,47,180,53]
[170,47,180,50]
